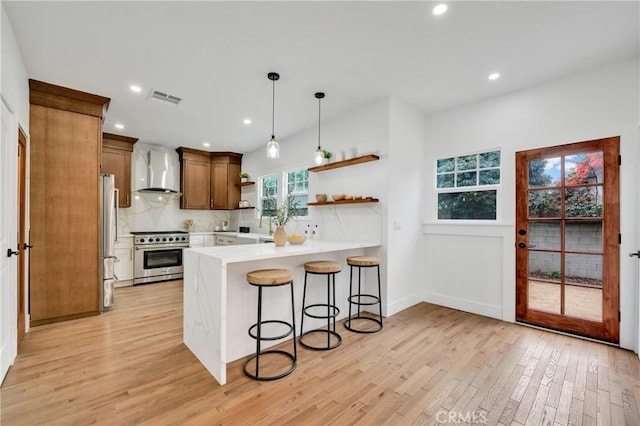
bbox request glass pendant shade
[266,72,280,159]
[313,92,326,165]
[267,136,279,159]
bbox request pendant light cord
[317,96,322,150]
[271,78,276,138]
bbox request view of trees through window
[260,175,277,217]
[437,150,500,220]
[285,169,309,216]
[528,152,603,218]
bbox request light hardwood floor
[1,280,639,425]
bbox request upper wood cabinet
[29,79,110,327]
[176,148,243,210]
[211,153,242,210]
[176,148,212,209]
[101,133,138,208]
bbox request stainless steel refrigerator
[101,174,118,310]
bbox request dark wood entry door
[515,137,620,343]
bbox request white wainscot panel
[422,232,507,320]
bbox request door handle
[23,243,33,250]
[629,251,640,258]
[6,248,19,257]
[518,242,537,249]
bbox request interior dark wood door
[17,128,27,348]
[515,136,620,343]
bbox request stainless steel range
[131,231,190,285]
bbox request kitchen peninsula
[183,239,380,385]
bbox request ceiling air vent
[147,89,182,106]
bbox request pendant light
[266,72,280,159]
[313,92,325,165]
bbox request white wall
[422,58,640,351]
[386,98,427,315]
[1,6,29,131]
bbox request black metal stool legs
[300,270,342,350]
[344,264,383,334]
[243,280,297,381]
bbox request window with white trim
[436,150,501,220]
[259,174,278,217]
[284,168,309,216]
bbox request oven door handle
[135,245,189,250]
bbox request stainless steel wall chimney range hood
[138,150,181,194]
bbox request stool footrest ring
[344,316,383,334]
[248,320,294,341]
[243,350,297,381]
[299,329,342,351]
[302,303,340,320]
[347,294,381,306]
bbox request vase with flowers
[260,196,302,247]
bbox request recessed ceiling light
[433,4,447,15]
[130,85,142,93]
[203,142,211,147]
[114,123,124,129]
[243,118,252,125]
[488,73,500,81]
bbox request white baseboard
[423,291,503,320]
[385,292,425,317]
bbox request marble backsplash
[118,142,383,243]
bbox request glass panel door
[515,138,619,343]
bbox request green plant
[550,270,561,280]
[322,149,332,159]
[272,196,302,226]
[239,172,249,179]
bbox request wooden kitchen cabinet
[29,79,110,327]
[176,148,243,210]
[102,132,138,207]
[176,148,211,210]
[211,153,242,210]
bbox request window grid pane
[285,169,309,216]
[436,150,501,220]
[260,175,278,216]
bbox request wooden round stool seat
[304,261,342,274]
[347,256,380,267]
[247,269,293,286]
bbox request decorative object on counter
[239,226,251,233]
[222,220,229,231]
[287,233,306,245]
[266,72,280,159]
[240,172,249,183]
[239,200,250,208]
[331,193,346,201]
[184,219,194,232]
[261,196,302,247]
[315,193,327,203]
[313,92,326,165]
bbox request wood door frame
[17,127,27,348]
[515,136,620,343]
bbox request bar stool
[243,268,297,381]
[345,256,383,333]
[300,261,342,350]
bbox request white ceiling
[4,1,639,153]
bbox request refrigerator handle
[114,188,119,242]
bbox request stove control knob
[155,238,161,242]
[140,238,145,243]
[169,237,174,241]
[182,237,187,241]
[162,237,167,242]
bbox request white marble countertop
[186,239,379,265]
[189,231,274,241]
